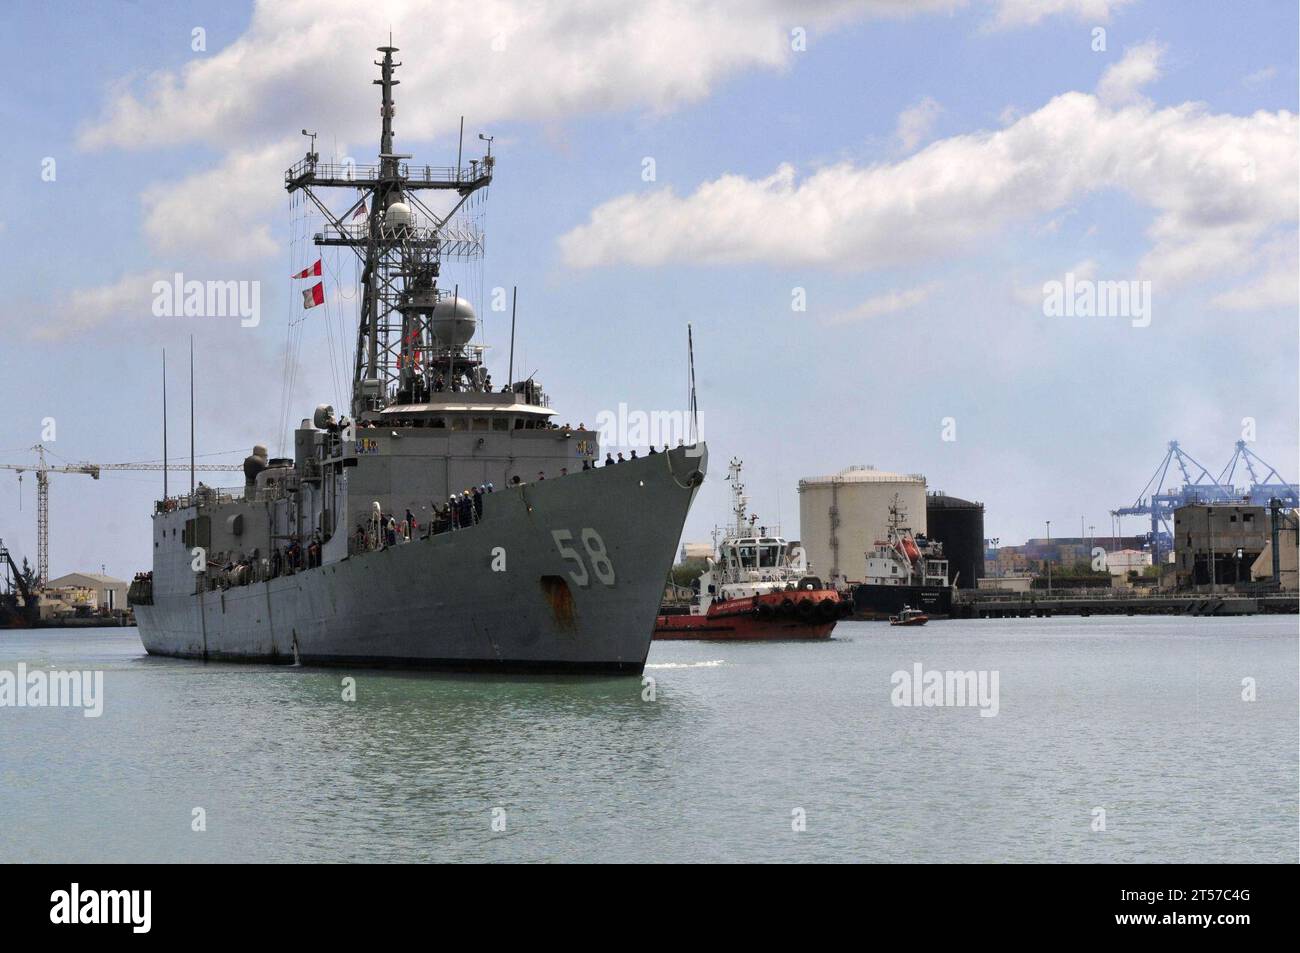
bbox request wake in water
[644,660,725,669]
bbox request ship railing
[154,484,293,512]
[197,536,327,591]
[345,505,490,556]
[285,158,493,187]
[316,221,484,255]
[155,486,244,512]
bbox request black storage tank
[925,492,985,590]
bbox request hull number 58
[551,529,615,587]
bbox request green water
[1,616,1295,862]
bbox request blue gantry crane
[1216,440,1299,508]
[1114,441,1237,562]
[1115,439,1298,564]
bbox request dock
[952,589,1298,618]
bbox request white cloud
[31,271,167,341]
[827,282,940,323]
[990,0,1134,29]
[895,96,942,152]
[1013,259,1095,306]
[1242,66,1277,87]
[140,140,293,263]
[79,0,941,153]
[75,0,969,262]
[559,84,1298,298]
[70,0,1142,277]
[1210,238,1298,312]
[1096,41,1164,106]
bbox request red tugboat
[655,458,851,641]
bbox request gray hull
[137,446,706,674]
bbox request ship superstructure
[697,458,813,605]
[852,496,953,619]
[864,497,949,589]
[132,46,707,673]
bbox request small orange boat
[654,458,851,641]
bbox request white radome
[384,202,413,229]
[431,296,477,347]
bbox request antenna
[457,116,464,175]
[162,349,168,500]
[448,283,459,389]
[189,335,196,494]
[508,286,517,389]
[284,47,493,419]
[687,324,699,444]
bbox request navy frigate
[130,46,707,673]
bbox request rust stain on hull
[540,575,576,629]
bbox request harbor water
[1,616,1295,863]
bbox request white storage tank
[797,465,928,584]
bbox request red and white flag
[302,282,324,309]
[292,259,321,279]
[351,200,367,221]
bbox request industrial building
[44,572,128,611]
[40,572,130,621]
[797,466,927,584]
[925,492,984,589]
[1105,549,1153,579]
[1173,504,1267,590]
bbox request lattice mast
[284,45,494,419]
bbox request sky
[0,0,1296,581]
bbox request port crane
[0,444,241,586]
[1216,441,1299,508]
[1114,439,1298,565]
[1114,440,1236,563]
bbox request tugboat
[888,606,928,626]
[655,458,850,640]
[850,497,953,620]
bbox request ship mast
[284,44,494,419]
[727,457,749,536]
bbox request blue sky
[0,0,1296,580]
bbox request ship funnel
[431,296,477,347]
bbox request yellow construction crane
[0,443,241,587]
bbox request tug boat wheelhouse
[655,458,849,641]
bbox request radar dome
[431,296,477,347]
[385,202,413,230]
